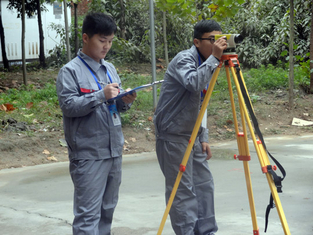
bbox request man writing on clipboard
[56,12,136,235]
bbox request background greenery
[46,0,311,90]
[0,0,312,132]
[47,2,310,64]
[0,64,307,131]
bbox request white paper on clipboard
[108,80,164,102]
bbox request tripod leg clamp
[261,165,277,173]
[234,154,251,161]
[179,164,186,172]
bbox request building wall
[0,1,71,62]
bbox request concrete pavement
[0,134,312,235]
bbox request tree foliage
[7,0,47,17]
[46,0,311,86]
[223,0,311,68]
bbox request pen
[99,82,120,93]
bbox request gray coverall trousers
[156,138,217,235]
[70,157,122,235]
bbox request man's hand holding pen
[103,83,120,100]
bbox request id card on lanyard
[78,55,121,126]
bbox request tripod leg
[229,66,291,235]
[225,67,259,235]
[256,141,290,234]
[157,67,221,235]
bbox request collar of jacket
[77,49,104,73]
[195,47,206,64]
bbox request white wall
[0,1,71,62]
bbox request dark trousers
[156,138,218,235]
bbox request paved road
[0,134,312,235]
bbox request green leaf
[224,0,233,6]
[23,114,34,118]
[208,3,218,12]
[295,55,301,60]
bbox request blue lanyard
[78,55,113,90]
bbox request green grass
[0,69,164,131]
[0,63,310,133]
[0,82,62,131]
[119,70,163,127]
[208,64,309,94]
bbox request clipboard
[108,80,164,102]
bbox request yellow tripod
[157,54,290,235]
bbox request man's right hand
[212,36,228,60]
[104,83,120,100]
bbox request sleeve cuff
[199,127,209,143]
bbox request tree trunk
[22,0,27,85]
[36,0,46,68]
[310,4,313,94]
[0,1,10,71]
[63,0,71,62]
[74,3,78,54]
[119,0,126,39]
[162,11,168,66]
[288,0,294,109]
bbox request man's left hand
[202,142,213,160]
[122,88,137,104]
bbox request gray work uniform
[56,50,131,235]
[154,45,219,235]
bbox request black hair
[82,12,117,38]
[193,20,222,39]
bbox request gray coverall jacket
[154,45,219,235]
[154,45,219,142]
[57,50,130,161]
[56,50,131,235]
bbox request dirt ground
[0,69,312,170]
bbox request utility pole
[149,0,157,109]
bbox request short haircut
[82,12,117,38]
[193,20,222,39]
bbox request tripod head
[215,34,243,54]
